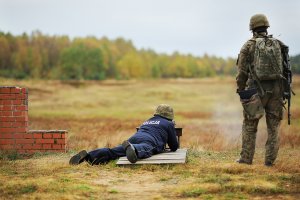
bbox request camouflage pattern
[236,30,285,165]
[249,14,270,30]
[253,37,283,80]
[241,93,264,120]
[154,104,174,120]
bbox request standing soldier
[236,14,290,166]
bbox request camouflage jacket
[235,32,286,92]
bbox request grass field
[1,77,300,199]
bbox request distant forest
[0,31,299,80]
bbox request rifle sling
[249,65,265,96]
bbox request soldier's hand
[172,120,176,126]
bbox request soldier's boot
[265,114,281,166]
[122,140,138,163]
[237,119,259,165]
[69,150,89,165]
[236,158,252,165]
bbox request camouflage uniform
[236,31,285,165]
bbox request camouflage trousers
[240,81,283,164]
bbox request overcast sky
[1,0,299,58]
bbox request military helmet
[154,104,174,120]
[249,14,270,30]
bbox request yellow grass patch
[1,77,300,199]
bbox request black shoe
[122,140,138,163]
[69,150,88,165]
[265,161,274,167]
[236,158,252,165]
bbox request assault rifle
[282,45,295,125]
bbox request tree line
[0,31,299,80]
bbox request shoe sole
[122,141,138,164]
[69,150,88,165]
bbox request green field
[1,77,300,199]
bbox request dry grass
[1,77,300,199]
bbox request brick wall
[0,86,67,154]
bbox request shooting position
[69,104,179,165]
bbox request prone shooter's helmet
[154,104,174,120]
[249,14,270,31]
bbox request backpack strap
[245,38,265,96]
[248,63,265,96]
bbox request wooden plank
[118,154,186,160]
[117,159,185,165]
[116,148,187,165]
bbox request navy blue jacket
[133,115,178,153]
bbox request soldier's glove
[172,120,176,126]
[238,88,258,100]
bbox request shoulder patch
[142,120,161,125]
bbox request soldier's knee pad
[243,119,259,133]
[266,99,284,120]
[266,113,281,130]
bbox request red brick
[0,144,14,149]
[0,88,11,93]
[13,133,24,139]
[42,144,52,149]
[22,144,33,150]
[0,128,14,133]
[13,111,25,116]
[0,94,16,100]
[15,127,27,133]
[13,122,28,127]
[2,111,12,116]
[2,100,13,105]
[52,144,61,149]
[36,139,54,144]
[21,88,27,94]
[32,144,42,149]
[53,133,61,138]
[16,106,28,111]
[61,134,65,138]
[43,133,53,139]
[33,133,42,139]
[0,133,13,138]
[0,139,14,145]
[11,88,21,94]
[23,134,33,139]
[2,106,12,111]
[0,117,15,122]
[15,116,28,122]
[14,94,21,99]
[15,139,34,144]
[13,100,23,105]
[16,93,27,100]
[0,122,12,127]
[55,139,65,144]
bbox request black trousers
[88,134,158,165]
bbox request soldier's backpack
[253,37,283,80]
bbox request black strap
[248,64,265,96]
